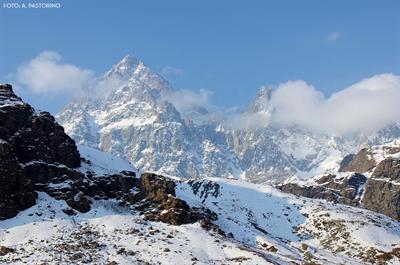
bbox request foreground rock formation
[0,84,212,225]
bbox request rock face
[0,83,81,219]
[372,158,400,181]
[281,142,400,220]
[135,173,210,225]
[0,84,213,225]
[338,148,376,173]
[362,158,400,219]
[0,139,36,219]
[280,173,367,207]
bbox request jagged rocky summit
[57,55,400,184]
[0,84,213,225]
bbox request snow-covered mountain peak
[129,61,170,93]
[248,85,272,113]
[58,57,400,184]
[101,54,141,80]
[100,54,170,95]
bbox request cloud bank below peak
[267,73,400,134]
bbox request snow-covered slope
[0,192,270,265]
[78,144,137,175]
[57,55,400,183]
[178,178,400,264]
[1,176,399,264]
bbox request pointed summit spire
[102,54,141,80]
[118,54,140,67]
[248,85,272,113]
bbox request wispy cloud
[16,51,129,98]
[161,66,184,77]
[162,88,213,113]
[325,32,341,42]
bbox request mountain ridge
[57,55,400,183]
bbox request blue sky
[1,0,399,113]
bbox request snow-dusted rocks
[0,84,79,219]
[1,176,399,264]
[280,140,400,220]
[177,177,400,264]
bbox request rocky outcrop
[0,83,81,219]
[361,158,400,220]
[371,158,400,181]
[0,84,84,219]
[362,178,400,220]
[281,148,400,220]
[0,139,37,219]
[132,173,214,225]
[338,148,376,173]
[0,85,80,168]
[0,84,216,226]
[280,173,367,207]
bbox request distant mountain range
[57,55,400,183]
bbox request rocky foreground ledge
[0,84,215,226]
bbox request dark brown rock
[0,246,15,256]
[66,192,92,213]
[0,84,81,217]
[372,158,400,181]
[339,148,376,173]
[281,156,400,220]
[362,178,400,220]
[280,173,367,207]
[358,158,400,220]
[0,139,37,220]
[138,172,176,201]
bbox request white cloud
[17,51,94,96]
[269,73,400,134]
[89,76,129,98]
[325,32,341,42]
[161,66,184,77]
[162,88,213,113]
[162,74,400,134]
[227,112,270,130]
[15,51,400,135]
